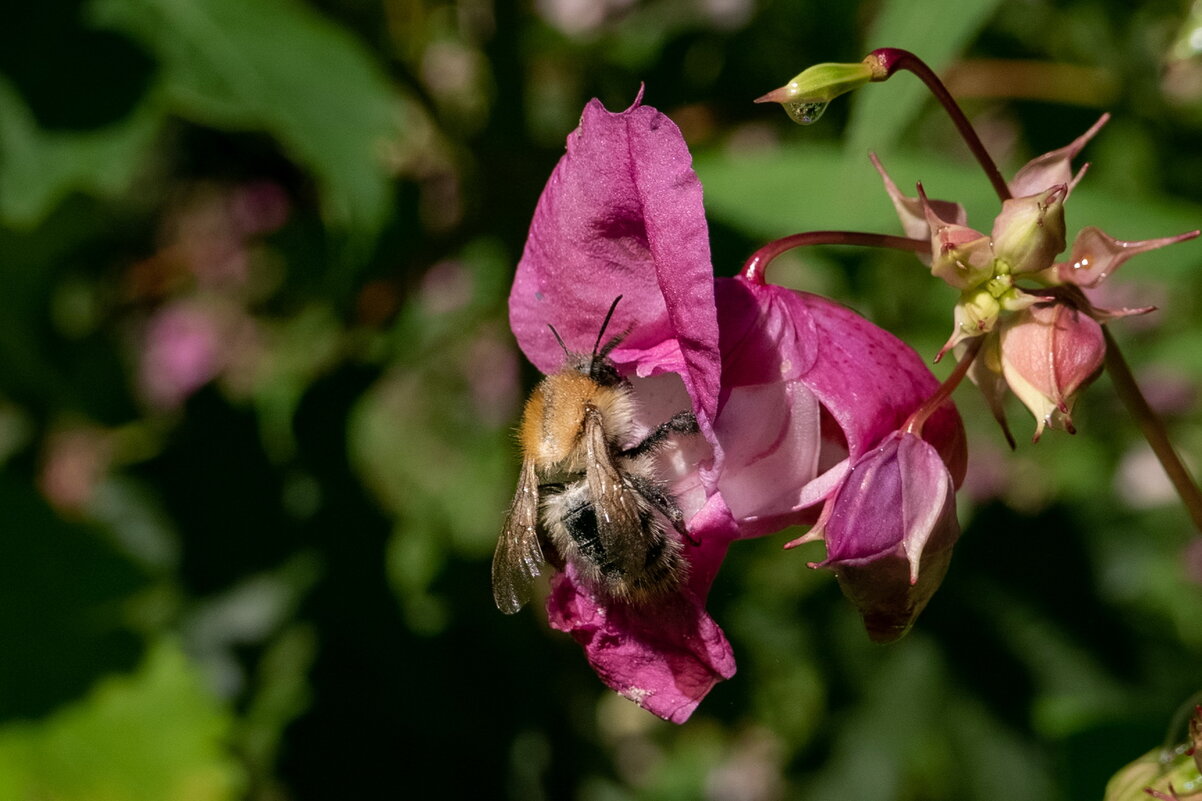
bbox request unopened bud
[991,185,1068,275]
[922,190,994,290]
[755,62,875,125]
[802,431,960,643]
[999,302,1105,441]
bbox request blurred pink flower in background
[139,301,230,411]
[464,328,521,427]
[38,425,114,514]
[1183,538,1202,586]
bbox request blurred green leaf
[848,0,1004,154]
[0,78,158,227]
[695,143,1202,279]
[236,623,315,792]
[0,472,148,719]
[0,640,243,801]
[89,0,402,242]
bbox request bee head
[547,296,627,387]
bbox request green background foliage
[1,0,1200,798]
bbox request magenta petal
[509,91,721,425]
[546,503,738,724]
[712,382,822,528]
[707,277,966,532]
[794,291,965,475]
[708,278,826,530]
[821,435,908,565]
[712,276,819,386]
[822,433,953,570]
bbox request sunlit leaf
[0,641,243,801]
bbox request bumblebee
[492,297,699,614]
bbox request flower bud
[999,303,1106,441]
[919,186,994,290]
[1192,704,1202,773]
[754,62,875,125]
[990,185,1067,275]
[1103,704,1202,800]
[935,288,1000,362]
[1103,745,1201,801]
[804,431,960,643]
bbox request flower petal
[712,381,823,530]
[509,90,721,425]
[1057,226,1200,288]
[546,495,739,724]
[794,290,965,478]
[1009,114,1109,198]
[705,278,967,533]
[870,153,967,242]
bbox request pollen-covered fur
[491,297,700,614]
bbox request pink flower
[707,276,965,648]
[509,88,730,722]
[507,89,965,721]
[708,276,964,535]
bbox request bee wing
[492,458,545,614]
[583,406,647,560]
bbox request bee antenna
[547,323,569,358]
[592,295,623,360]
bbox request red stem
[740,230,929,285]
[868,48,1013,203]
[904,335,983,435]
[1103,327,1202,534]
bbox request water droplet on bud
[784,99,829,125]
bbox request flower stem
[740,230,929,285]
[1103,328,1202,534]
[905,335,984,435]
[867,48,1012,203]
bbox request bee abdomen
[569,507,686,601]
[624,533,686,600]
[561,502,608,566]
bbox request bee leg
[622,411,699,459]
[626,473,701,547]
